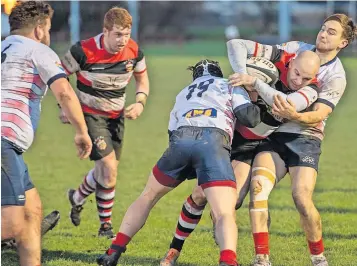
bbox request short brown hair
[324,13,357,46]
[103,7,132,30]
[9,1,53,33]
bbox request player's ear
[338,39,348,50]
[34,24,44,41]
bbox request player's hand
[272,95,298,120]
[124,103,144,120]
[59,109,70,124]
[74,132,92,160]
[228,73,257,89]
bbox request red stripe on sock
[180,212,200,224]
[220,249,238,266]
[97,199,114,205]
[308,238,324,255]
[175,228,190,238]
[253,232,270,255]
[78,188,87,198]
[81,184,92,195]
[83,175,95,191]
[99,208,112,213]
[112,232,131,247]
[187,195,206,210]
[100,217,111,222]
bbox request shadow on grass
[42,249,201,266]
[268,205,357,214]
[1,248,213,266]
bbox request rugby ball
[246,57,279,86]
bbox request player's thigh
[140,170,175,205]
[231,160,252,209]
[1,205,25,240]
[84,113,115,161]
[289,166,317,200]
[252,151,287,181]
[24,188,42,222]
[204,186,237,216]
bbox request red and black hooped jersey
[61,34,147,117]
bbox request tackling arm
[226,39,274,73]
[253,79,318,112]
[272,77,346,125]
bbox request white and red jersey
[1,35,67,151]
[227,39,346,140]
[168,76,251,141]
[235,47,319,140]
[61,34,147,118]
[274,41,346,139]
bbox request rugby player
[160,50,321,266]
[228,13,356,266]
[1,2,92,265]
[60,7,149,238]
[96,59,263,266]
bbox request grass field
[2,53,357,266]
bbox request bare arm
[134,70,150,103]
[124,70,150,120]
[273,100,331,127]
[253,79,318,111]
[272,77,346,126]
[50,78,87,134]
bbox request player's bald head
[287,51,321,90]
[294,51,321,75]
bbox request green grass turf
[2,56,357,266]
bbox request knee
[292,192,313,217]
[214,211,236,224]
[192,186,207,206]
[97,162,118,188]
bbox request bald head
[287,51,321,90]
[295,50,321,74]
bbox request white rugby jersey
[1,35,66,151]
[274,41,346,139]
[168,75,251,141]
[227,39,346,140]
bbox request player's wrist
[135,91,148,111]
[136,101,145,110]
[291,111,301,121]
